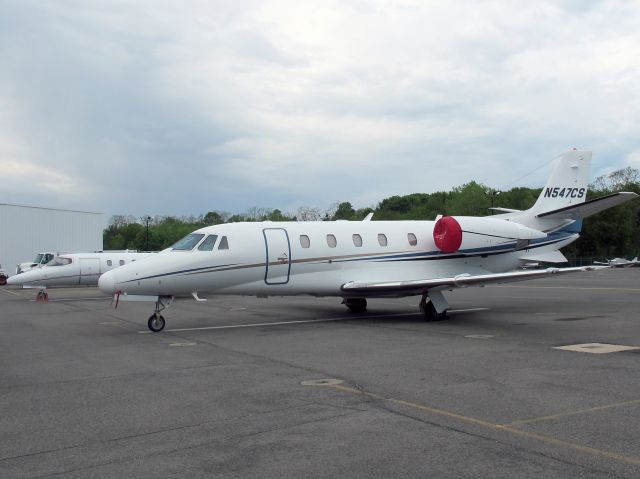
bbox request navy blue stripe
[122,263,238,283]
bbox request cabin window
[326,234,337,248]
[198,235,218,251]
[300,235,310,248]
[218,236,229,250]
[352,234,362,247]
[378,234,388,246]
[119,260,125,266]
[408,233,417,246]
[107,260,112,266]
[171,233,205,251]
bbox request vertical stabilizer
[530,150,592,215]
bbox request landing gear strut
[343,297,367,313]
[420,292,448,321]
[147,296,173,332]
[36,289,49,302]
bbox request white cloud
[0,0,639,215]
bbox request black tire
[148,314,166,332]
[344,298,367,313]
[0,275,6,286]
[421,299,447,322]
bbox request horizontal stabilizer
[519,250,568,263]
[490,207,522,213]
[537,192,638,220]
[341,266,604,295]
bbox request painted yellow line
[327,384,640,467]
[493,424,640,466]
[505,398,640,426]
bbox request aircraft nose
[6,270,33,286]
[98,270,116,295]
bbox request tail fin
[530,150,591,215]
[505,150,638,233]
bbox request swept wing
[341,266,602,295]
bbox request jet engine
[433,216,546,253]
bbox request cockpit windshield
[171,233,205,251]
[34,253,54,264]
[47,257,72,267]
[197,235,218,251]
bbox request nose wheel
[147,296,173,332]
[148,313,166,332]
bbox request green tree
[333,202,356,220]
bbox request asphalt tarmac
[1,268,639,478]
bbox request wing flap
[341,266,602,294]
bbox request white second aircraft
[98,150,638,332]
[593,257,640,268]
[8,251,154,300]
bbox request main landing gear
[147,296,173,332]
[420,291,449,321]
[343,297,367,313]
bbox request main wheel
[343,298,367,313]
[148,314,166,332]
[420,299,447,321]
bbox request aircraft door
[79,258,100,285]
[263,228,291,284]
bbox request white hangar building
[0,203,105,276]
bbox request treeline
[104,167,640,260]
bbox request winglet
[363,212,374,221]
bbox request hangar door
[79,258,100,285]
[263,228,291,285]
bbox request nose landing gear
[147,296,173,332]
[36,289,49,302]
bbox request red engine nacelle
[433,216,463,253]
[433,215,547,254]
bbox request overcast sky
[1,0,639,218]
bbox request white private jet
[98,150,638,332]
[7,251,155,300]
